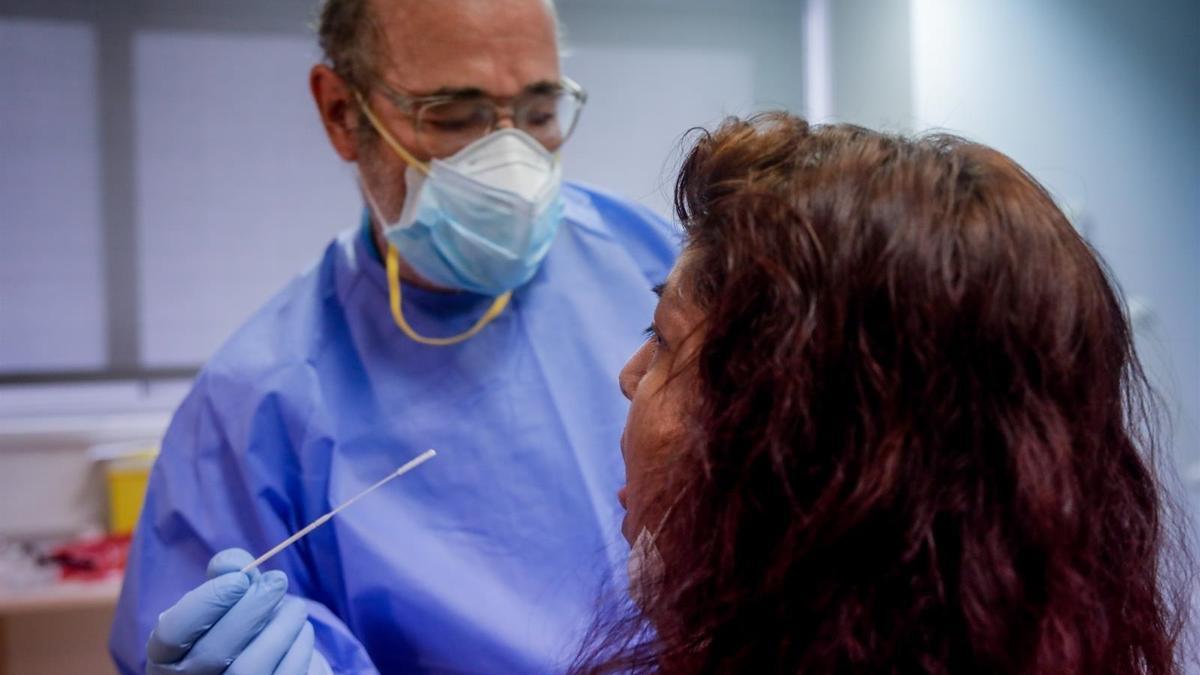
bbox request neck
[370,222,457,293]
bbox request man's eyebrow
[422,80,561,99]
[522,80,561,95]
[423,85,488,98]
[652,283,665,298]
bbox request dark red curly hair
[576,113,1191,674]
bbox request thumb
[207,547,260,581]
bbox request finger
[180,570,289,672]
[207,547,260,581]
[226,596,309,675]
[146,572,251,665]
[273,621,317,675]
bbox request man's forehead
[370,0,559,92]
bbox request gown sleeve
[108,369,379,674]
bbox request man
[108,0,676,672]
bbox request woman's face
[617,257,705,545]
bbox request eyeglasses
[370,76,588,157]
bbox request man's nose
[495,108,517,130]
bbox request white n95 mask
[627,525,665,607]
[627,492,683,608]
[369,128,565,296]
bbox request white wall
[0,19,107,372]
[558,1,805,215]
[908,0,1200,472]
[132,30,356,367]
[828,0,913,130]
[818,0,1199,475]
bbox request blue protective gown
[109,182,678,674]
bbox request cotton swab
[241,449,437,573]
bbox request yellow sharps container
[105,449,158,536]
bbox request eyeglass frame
[362,75,588,155]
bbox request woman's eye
[642,324,665,348]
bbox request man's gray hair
[316,0,376,92]
[316,0,560,93]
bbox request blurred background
[0,0,1196,672]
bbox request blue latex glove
[145,548,332,675]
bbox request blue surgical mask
[361,125,565,296]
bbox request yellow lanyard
[386,246,511,346]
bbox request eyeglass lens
[416,90,582,156]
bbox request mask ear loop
[354,90,513,346]
[353,89,430,174]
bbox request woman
[579,114,1190,673]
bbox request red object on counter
[46,534,131,581]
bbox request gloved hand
[145,548,332,675]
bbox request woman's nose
[618,343,650,401]
[619,364,637,401]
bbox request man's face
[357,0,562,223]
